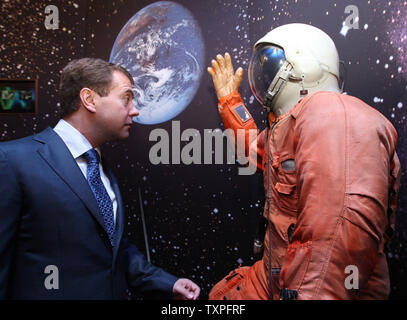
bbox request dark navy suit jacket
[0,127,177,299]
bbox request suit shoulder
[0,130,49,156]
[295,91,339,119]
[343,94,395,121]
[295,92,398,144]
[295,91,344,125]
[298,92,392,123]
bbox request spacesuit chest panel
[263,114,299,242]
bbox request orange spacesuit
[209,90,400,300]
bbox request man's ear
[79,88,97,113]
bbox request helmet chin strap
[263,61,310,115]
[262,61,294,114]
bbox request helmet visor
[248,44,286,105]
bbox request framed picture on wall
[0,79,37,114]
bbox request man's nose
[129,102,139,117]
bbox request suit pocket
[280,240,312,292]
[275,182,298,213]
[209,266,263,300]
[209,268,246,300]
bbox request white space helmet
[248,23,341,113]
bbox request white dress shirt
[53,119,117,223]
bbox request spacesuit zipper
[266,120,276,299]
[265,124,272,299]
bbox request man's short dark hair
[58,58,134,117]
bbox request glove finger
[207,66,216,77]
[217,54,226,71]
[225,52,235,77]
[211,59,221,74]
[233,67,244,90]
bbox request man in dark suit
[0,58,200,300]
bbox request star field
[1,0,407,299]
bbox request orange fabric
[209,260,269,300]
[218,91,259,164]
[210,91,401,300]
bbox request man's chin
[106,127,131,142]
[120,127,131,139]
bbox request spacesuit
[207,24,400,300]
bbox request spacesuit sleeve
[217,91,264,171]
[385,151,401,245]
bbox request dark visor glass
[248,44,286,105]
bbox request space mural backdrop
[1,0,407,299]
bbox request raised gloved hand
[207,52,244,100]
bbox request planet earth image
[109,1,205,125]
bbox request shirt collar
[53,119,101,160]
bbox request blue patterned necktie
[82,149,115,247]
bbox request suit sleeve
[124,237,178,298]
[218,91,265,171]
[385,150,401,245]
[0,147,21,298]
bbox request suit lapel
[34,128,107,235]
